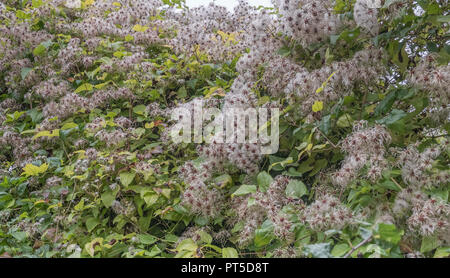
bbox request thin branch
[316,128,338,149]
[343,235,373,258]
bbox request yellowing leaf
[125,35,134,42]
[74,83,93,93]
[312,101,324,112]
[61,122,78,130]
[316,72,336,93]
[85,238,103,257]
[132,24,148,32]
[22,163,49,177]
[95,81,110,89]
[83,0,95,6]
[33,129,60,140]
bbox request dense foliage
[0,0,449,258]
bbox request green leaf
[421,236,439,253]
[376,109,406,125]
[318,115,331,135]
[285,180,307,198]
[231,185,256,197]
[309,159,328,177]
[254,220,274,248]
[101,191,115,208]
[331,243,350,257]
[375,90,397,116]
[378,180,400,191]
[434,247,450,258]
[377,223,403,244]
[133,104,147,115]
[86,217,100,232]
[222,247,239,258]
[336,113,353,128]
[214,174,233,188]
[12,231,27,242]
[177,86,187,98]
[21,67,33,80]
[142,192,159,206]
[138,234,157,245]
[277,46,291,57]
[33,44,46,56]
[303,243,332,258]
[32,0,44,8]
[119,172,135,187]
[197,230,212,245]
[257,171,273,192]
[176,238,197,252]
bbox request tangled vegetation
[0,0,449,258]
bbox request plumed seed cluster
[172,1,257,61]
[332,121,391,187]
[111,199,136,217]
[354,0,380,35]
[299,193,358,231]
[0,0,448,258]
[285,48,386,115]
[272,246,300,258]
[231,176,304,246]
[272,0,341,47]
[408,55,450,123]
[179,161,225,218]
[393,143,449,189]
[408,198,449,238]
